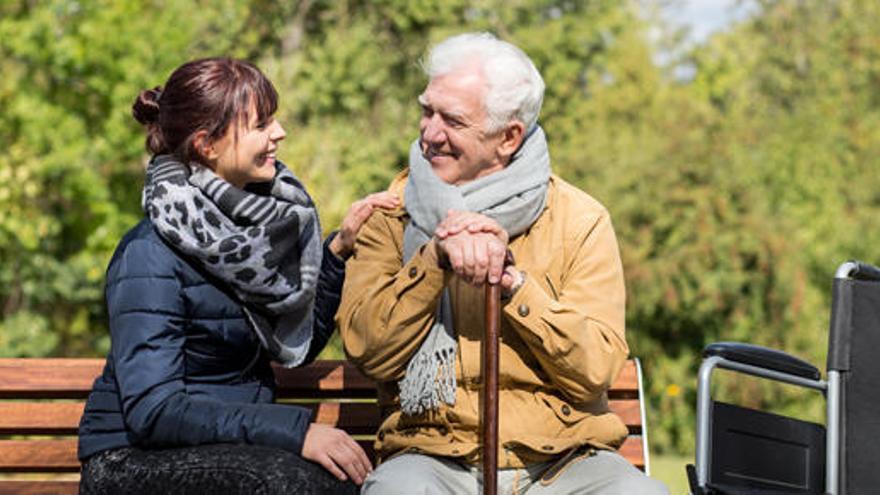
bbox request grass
[651,453,692,495]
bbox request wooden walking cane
[482,282,501,495]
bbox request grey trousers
[361,450,668,495]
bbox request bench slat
[0,480,79,495]
[0,359,638,398]
[0,398,642,435]
[0,402,382,435]
[619,435,645,469]
[0,402,85,435]
[0,440,81,472]
[0,439,374,474]
[273,361,376,397]
[608,360,639,398]
[0,437,644,472]
[0,359,104,399]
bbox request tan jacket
[337,172,629,468]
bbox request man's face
[418,67,506,185]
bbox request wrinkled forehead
[420,68,487,108]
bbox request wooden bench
[0,358,649,494]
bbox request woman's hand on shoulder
[329,191,399,259]
[301,423,373,485]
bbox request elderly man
[337,33,667,494]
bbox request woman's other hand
[329,192,399,259]
[301,423,373,484]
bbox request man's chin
[427,161,460,184]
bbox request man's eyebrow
[417,94,467,122]
[445,111,467,122]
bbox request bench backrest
[0,358,648,493]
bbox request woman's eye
[256,118,273,130]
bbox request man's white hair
[423,32,545,133]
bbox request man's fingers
[459,237,475,282]
[445,240,463,272]
[487,240,506,284]
[472,237,490,285]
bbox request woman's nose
[271,120,286,141]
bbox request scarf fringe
[400,344,458,415]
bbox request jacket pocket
[537,391,588,426]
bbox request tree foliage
[1,0,877,455]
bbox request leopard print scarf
[142,154,322,367]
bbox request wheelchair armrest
[836,259,880,281]
[703,342,820,380]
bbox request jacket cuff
[503,275,554,345]
[323,231,347,270]
[256,403,315,455]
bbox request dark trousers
[80,443,358,495]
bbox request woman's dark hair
[132,57,278,164]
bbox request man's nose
[421,115,446,144]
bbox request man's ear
[497,120,526,162]
[193,130,219,163]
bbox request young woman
[77,57,397,494]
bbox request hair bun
[132,86,162,125]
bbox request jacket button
[517,304,530,317]
[561,405,571,416]
[409,266,418,278]
[378,431,385,441]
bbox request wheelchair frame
[692,260,880,495]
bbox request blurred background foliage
[1,0,878,462]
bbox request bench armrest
[703,342,820,380]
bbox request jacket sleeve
[108,237,313,454]
[302,232,347,364]
[336,211,450,381]
[504,210,629,403]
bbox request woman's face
[210,104,286,188]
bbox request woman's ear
[497,120,526,162]
[193,130,219,163]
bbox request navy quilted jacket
[78,218,345,460]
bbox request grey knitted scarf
[400,125,551,415]
[143,154,322,368]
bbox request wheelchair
[687,261,880,494]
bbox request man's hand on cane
[435,210,524,295]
